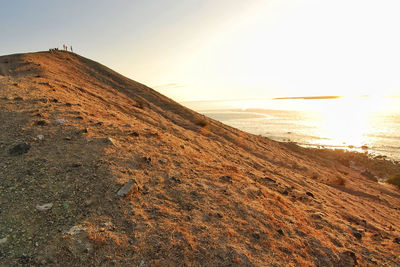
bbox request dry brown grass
[1,51,400,266]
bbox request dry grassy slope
[0,51,400,266]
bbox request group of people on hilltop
[62,44,73,52]
[49,44,73,53]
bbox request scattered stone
[394,237,400,244]
[353,230,362,240]
[180,144,185,149]
[95,121,103,126]
[339,251,357,266]
[171,176,182,183]
[277,229,284,235]
[9,143,31,156]
[36,120,48,126]
[65,225,86,235]
[361,145,368,150]
[220,175,232,183]
[311,213,323,220]
[53,118,69,124]
[36,203,53,211]
[14,96,23,101]
[306,192,314,198]
[0,237,7,244]
[72,163,82,167]
[129,131,139,137]
[105,137,116,146]
[117,179,138,197]
[252,232,260,239]
[74,116,84,120]
[260,177,276,183]
[142,156,151,164]
[85,198,95,206]
[160,158,167,164]
[64,137,71,141]
[356,228,365,234]
[36,134,44,140]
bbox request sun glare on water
[317,96,385,148]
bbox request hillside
[1,51,400,266]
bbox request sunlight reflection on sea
[184,97,400,160]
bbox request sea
[182,97,400,161]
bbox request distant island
[273,95,342,100]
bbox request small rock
[311,214,323,220]
[220,175,232,183]
[105,137,116,146]
[306,192,314,198]
[277,229,284,235]
[64,137,71,141]
[339,251,357,266]
[353,231,362,240]
[35,120,48,126]
[0,237,7,244]
[53,118,69,124]
[260,177,276,183]
[36,134,44,140]
[65,225,86,235]
[252,232,260,239]
[85,198,95,206]
[394,237,400,244]
[9,143,31,156]
[142,156,151,164]
[72,163,82,167]
[117,179,138,197]
[180,144,185,149]
[36,203,53,211]
[129,131,139,137]
[160,159,167,164]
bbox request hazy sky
[1,0,400,101]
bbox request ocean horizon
[183,96,400,161]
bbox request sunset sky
[2,0,400,101]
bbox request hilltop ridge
[1,51,400,266]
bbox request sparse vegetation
[194,116,208,127]
[387,173,400,188]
